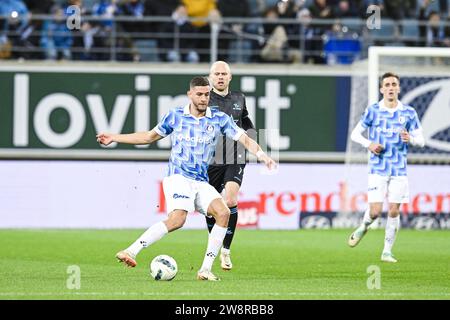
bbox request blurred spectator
[297,7,325,64]
[247,0,266,16]
[0,0,31,59]
[382,0,405,20]
[305,0,334,64]
[144,0,185,62]
[419,0,448,17]
[258,2,301,63]
[40,6,73,60]
[259,6,287,62]
[24,0,55,13]
[74,0,120,61]
[118,0,145,34]
[364,0,420,19]
[419,1,446,47]
[333,0,363,18]
[92,0,118,28]
[88,0,140,61]
[403,0,418,18]
[277,0,302,45]
[323,21,361,64]
[444,16,450,47]
[425,11,445,47]
[23,1,56,59]
[180,0,221,62]
[65,0,91,60]
[309,0,334,19]
[117,0,145,61]
[216,0,251,61]
[65,0,88,14]
[146,0,219,63]
[440,0,449,15]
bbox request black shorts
[207,164,246,193]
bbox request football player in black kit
[206,61,256,270]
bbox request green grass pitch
[0,229,449,300]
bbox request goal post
[368,46,450,105]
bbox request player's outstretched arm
[238,133,277,170]
[96,129,163,146]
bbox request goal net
[343,46,450,220]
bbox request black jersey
[209,90,255,166]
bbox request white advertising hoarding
[0,161,449,229]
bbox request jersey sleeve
[154,109,175,137]
[220,114,245,141]
[407,109,422,132]
[241,95,255,130]
[360,105,374,128]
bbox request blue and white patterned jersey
[154,105,245,182]
[360,100,422,176]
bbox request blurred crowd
[0,0,449,63]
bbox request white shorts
[367,174,409,204]
[162,174,222,216]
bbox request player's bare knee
[215,207,230,226]
[388,204,401,217]
[166,213,186,231]
[169,219,185,231]
[225,197,238,208]
[388,209,400,218]
[370,209,382,219]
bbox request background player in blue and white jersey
[96,76,276,281]
[348,72,425,263]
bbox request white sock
[383,216,400,253]
[200,225,227,272]
[221,247,230,255]
[362,208,374,228]
[126,221,168,257]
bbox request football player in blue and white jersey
[348,72,425,263]
[97,76,276,281]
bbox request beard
[193,102,208,113]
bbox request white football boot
[220,250,232,271]
[348,224,368,247]
[116,250,137,268]
[197,269,220,281]
[381,252,398,263]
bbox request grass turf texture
[0,229,449,300]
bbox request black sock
[205,216,216,233]
[223,206,238,249]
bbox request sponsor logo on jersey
[376,127,402,134]
[176,134,213,144]
[173,193,189,199]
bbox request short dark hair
[190,76,210,89]
[380,72,400,87]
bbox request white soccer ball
[150,255,178,281]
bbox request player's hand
[400,129,410,143]
[260,154,278,171]
[96,133,114,146]
[368,142,384,155]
